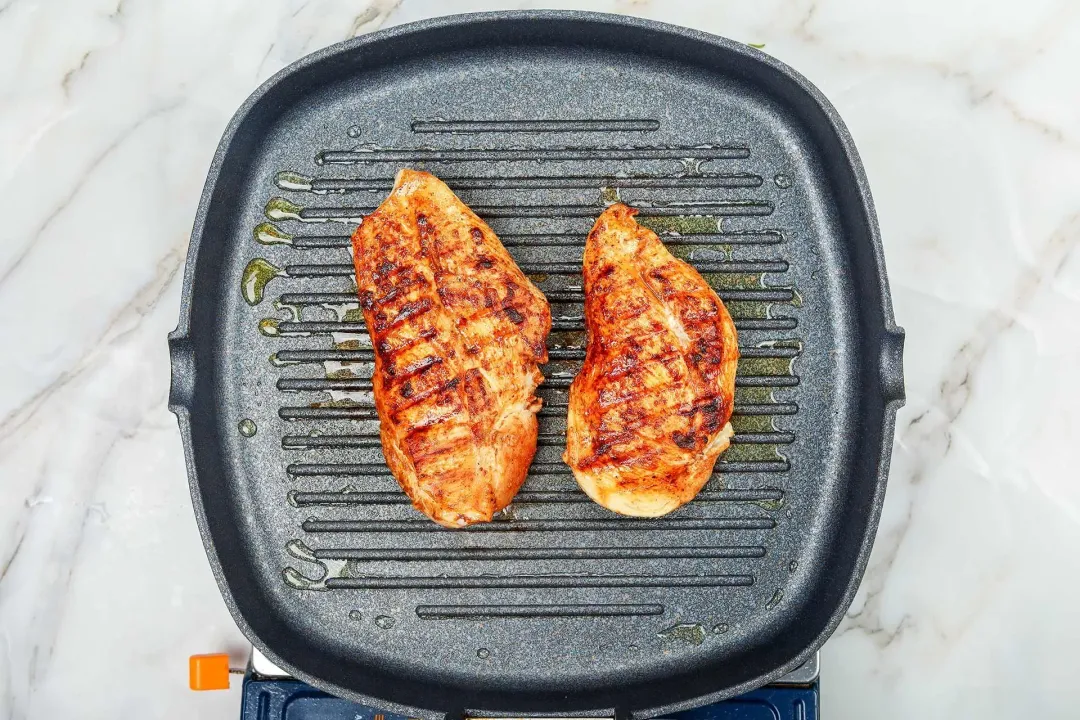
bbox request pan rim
[169,10,904,718]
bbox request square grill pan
[168,11,905,719]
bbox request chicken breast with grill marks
[351,169,551,528]
[564,204,739,517]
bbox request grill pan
[168,11,905,719]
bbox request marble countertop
[2,1,1079,718]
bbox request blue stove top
[240,679,818,720]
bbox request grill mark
[284,461,789,476]
[318,145,751,164]
[290,488,784,506]
[410,118,662,134]
[268,149,804,606]
[390,298,433,327]
[397,355,442,379]
[315,546,765,561]
[671,431,698,450]
[268,345,797,363]
[325,574,754,590]
[504,306,525,324]
[280,173,773,194]
[276,288,795,305]
[303,518,775,533]
[273,375,797,393]
[415,604,666,619]
[262,228,787,249]
[287,260,790,277]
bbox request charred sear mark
[689,337,726,367]
[392,298,433,326]
[597,264,615,280]
[463,368,493,416]
[605,352,640,379]
[400,381,414,398]
[416,213,428,227]
[401,355,442,378]
[476,256,494,269]
[593,429,635,460]
[470,227,483,242]
[375,260,397,279]
[504,306,525,325]
[359,290,376,310]
[700,398,723,432]
[671,431,697,450]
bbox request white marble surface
[2,0,1079,718]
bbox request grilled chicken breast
[564,204,739,517]
[351,169,551,528]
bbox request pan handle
[168,330,195,412]
[880,327,905,405]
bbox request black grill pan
[168,11,905,719]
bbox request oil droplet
[241,258,284,305]
[237,418,257,437]
[265,196,303,221]
[276,171,314,191]
[657,623,706,646]
[273,298,301,322]
[679,157,705,176]
[713,623,730,634]
[253,222,294,246]
[282,566,321,590]
[766,589,784,609]
[341,307,365,322]
[285,539,317,563]
[349,610,362,621]
[491,504,519,522]
[789,560,799,572]
[638,215,721,235]
[269,353,299,367]
[599,186,621,205]
[259,318,282,336]
[374,615,395,629]
[476,648,490,659]
[774,173,792,188]
[314,153,326,166]
[346,125,362,138]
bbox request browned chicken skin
[351,170,551,528]
[564,204,739,516]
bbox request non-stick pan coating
[169,11,905,719]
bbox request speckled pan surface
[168,10,904,719]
